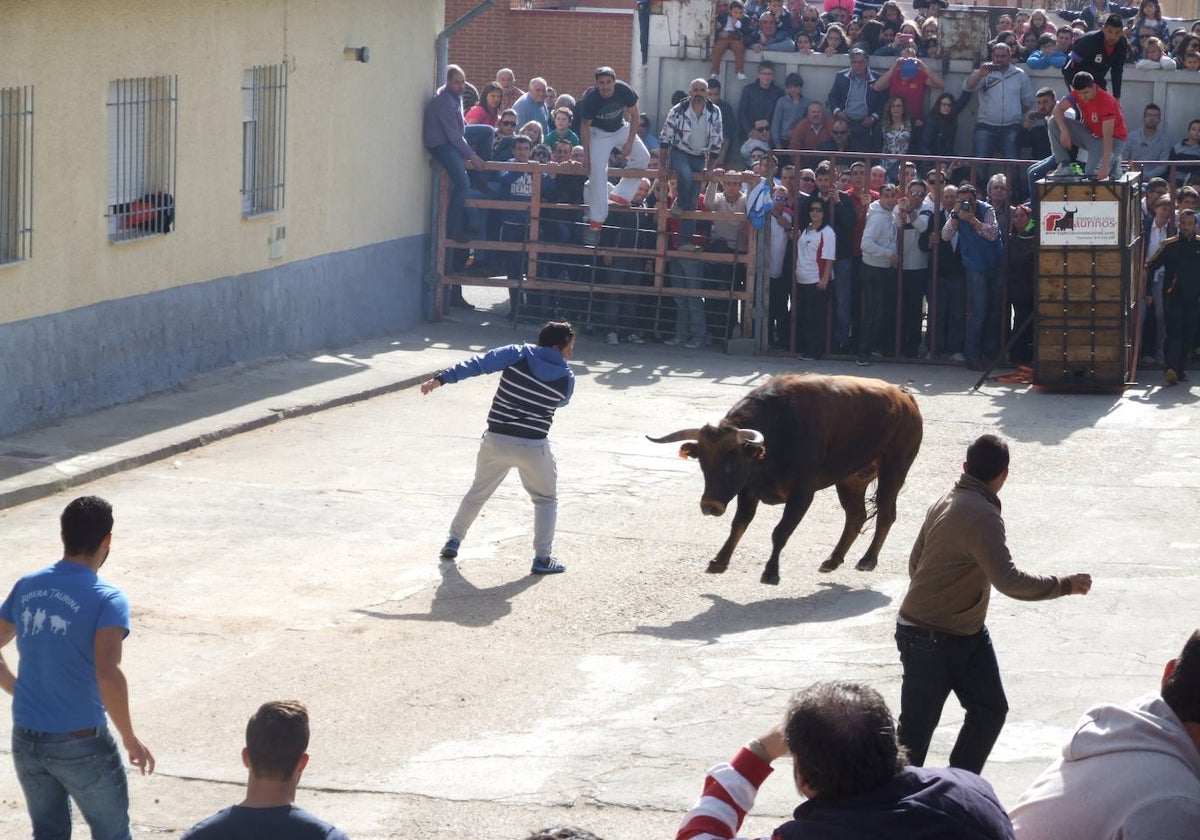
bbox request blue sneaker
[531,556,566,575]
[440,538,460,560]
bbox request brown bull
[648,374,923,584]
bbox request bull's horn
[646,429,701,444]
[737,428,765,446]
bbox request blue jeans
[964,267,1001,363]
[1027,155,1056,201]
[429,142,471,238]
[972,123,1019,160]
[895,623,1008,774]
[670,148,706,244]
[12,726,131,840]
[831,257,855,348]
[671,258,707,342]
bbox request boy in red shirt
[1049,71,1127,180]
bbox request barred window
[107,75,177,242]
[242,64,287,216]
[0,85,34,264]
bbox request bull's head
[647,423,766,516]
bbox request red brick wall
[444,1,634,103]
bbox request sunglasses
[800,175,816,182]
[500,121,517,127]
[832,130,849,135]
[803,16,819,21]
[754,125,770,131]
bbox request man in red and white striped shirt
[676,681,1013,840]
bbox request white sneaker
[948,352,966,361]
[685,338,705,349]
[663,336,682,346]
[626,333,645,344]
[606,331,620,346]
[736,72,747,80]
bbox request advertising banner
[1040,201,1120,246]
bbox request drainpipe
[425,0,496,321]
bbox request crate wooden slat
[1033,175,1138,390]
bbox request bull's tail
[859,482,880,534]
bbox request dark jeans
[935,271,965,356]
[857,262,893,359]
[795,282,826,358]
[901,268,928,357]
[768,274,791,349]
[895,623,1009,775]
[1164,295,1200,375]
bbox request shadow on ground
[354,564,541,628]
[631,582,891,644]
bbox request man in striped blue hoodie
[421,322,575,575]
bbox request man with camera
[965,42,1034,163]
[941,183,1001,370]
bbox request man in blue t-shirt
[0,495,155,839]
[182,700,349,839]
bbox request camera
[961,199,972,212]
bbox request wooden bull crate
[1033,175,1139,389]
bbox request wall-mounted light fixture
[343,46,370,63]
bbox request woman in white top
[794,199,836,360]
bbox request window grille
[0,85,34,264]
[241,64,287,216]
[107,75,177,242]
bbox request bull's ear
[745,443,767,461]
[679,443,699,460]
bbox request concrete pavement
[0,288,1197,838]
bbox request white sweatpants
[586,123,650,226]
[448,430,558,557]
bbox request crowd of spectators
[707,0,1200,70]
[427,1,1200,380]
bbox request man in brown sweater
[895,434,1092,774]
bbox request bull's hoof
[818,557,844,573]
[760,570,781,585]
[854,556,878,572]
[706,561,730,574]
